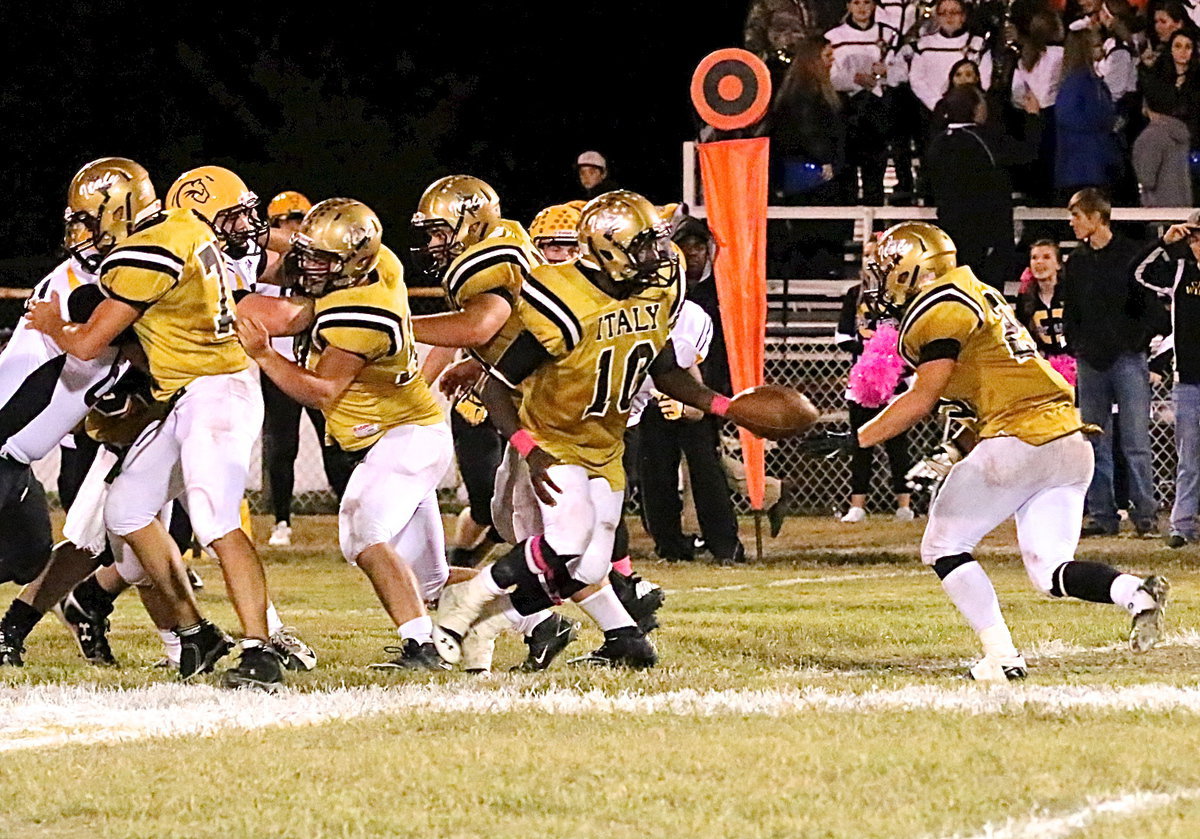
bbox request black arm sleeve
[491,330,552,387]
[917,338,962,363]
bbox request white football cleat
[894,506,915,522]
[268,522,292,547]
[968,653,1027,683]
[460,605,511,673]
[840,507,866,524]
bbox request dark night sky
[0,1,748,281]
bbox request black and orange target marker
[690,48,771,131]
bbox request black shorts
[0,455,53,585]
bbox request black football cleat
[0,627,24,667]
[512,613,579,672]
[270,627,317,672]
[568,627,657,669]
[221,642,286,691]
[53,592,117,666]
[176,620,234,680]
[609,569,665,634]
[369,639,451,672]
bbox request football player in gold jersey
[434,191,750,668]
[409,176,581,670]
[804,222,1169,681]
[28,162,284,690]
[237,198,456,670]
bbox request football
[726,384,820,440]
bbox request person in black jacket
[1061,188,1165,537]
[1132,211,1200,547]
[924,85,1042,291]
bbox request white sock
[978,624,1020,661]
[503,601,549,637]
[399,616,433,643]
[266,601,284,636]
[158,629,181,665]
[577,586,636,631]
[479,565,508,596]
[940,561,1011,639]
[1111,574,1155,615]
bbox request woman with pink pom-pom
[1016,239,1076,385]
[835,272,915,523]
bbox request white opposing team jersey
[627,300,714,427]
[224,247,266,293]
[0,259,124,464]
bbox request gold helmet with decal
[166,165,267,251]
[864,221,957,316]
[288,198,382,296]
[578,190,678,289]
[267,190,312,223]
[63,157,159,271]
[410,175,501,276]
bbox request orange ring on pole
[690,48,772,132]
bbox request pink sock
[611,556,633,576]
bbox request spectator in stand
[925,85,1041,289]
[1016,239,1071,360]
[834,280,913,523]
[929,58,1002,133]
[1055,28,1120,197]
[771,37,849,277]
[1133,81,1194,206]
[1133,212,1200,547]
[1096,0,1139,109]
[772,36,845,203]
[1140,2,1189,69]
[750,6,818,88]
[575,150,616,200]
[1011,10,1066,203]
[1061,188,1162,537]
[876,0,924,202]
[1143,30,1200,141]
[826,0,906,205]
[745,0,823,53]
[258,191,353,546]
[907,0,992,132]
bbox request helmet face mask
[287,198,382,297]
[410,175,501,279]
[212,196,268,253]
[63,157,158,272]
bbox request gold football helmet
[578,190,677,290]
[166,165,267,251]
[864,222,957,317]
[288,198,382,296]
[63,157,159,271]
[268,190,312,223]
[410,175,501,276]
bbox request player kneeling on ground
[803,222,1169,682]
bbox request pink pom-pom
[1048,353,1077,386]
[848,323,907,408]
[1018,267,1036,296]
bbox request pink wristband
[710,395,731,417]
[511,429,538,457]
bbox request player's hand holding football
[236,315,271,360]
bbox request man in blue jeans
[1134,211,1200,546]
[1061,189,1166,537]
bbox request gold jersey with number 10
[99,208,246,399]
[897,266,1084,445]
[515,260,683,491]
[306,245,443,452]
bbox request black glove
[799,430,857,459]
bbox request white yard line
[941,787,1200,839]
[4,678,1200,753]
[666,568,923,594]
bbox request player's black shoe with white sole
[513,613,579,672]
[369,639,451,672]
[177,620,234,680]
[568,627,657,669]
[221,642,286,691]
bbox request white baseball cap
[576,150,607,170]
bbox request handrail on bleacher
[680,141,1195,240]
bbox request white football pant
[105,369,262,548]
[921,431,1093,594]
[338,422,453,601]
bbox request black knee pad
[932,553,975,580]
[490,537,587,614]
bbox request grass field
[1,513,1197,838]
